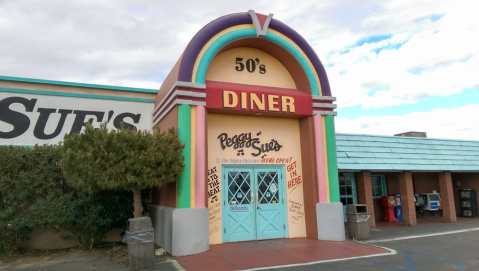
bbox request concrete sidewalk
[368,217,479,242]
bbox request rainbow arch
[176,12,332,97]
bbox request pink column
[313,114,329,203]
[195,106,207,208]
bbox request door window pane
[339,172,356,205]
[227,171,251,204]
[257,171,280,204]
[371,175,387,198]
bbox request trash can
[124,217,155,271]
[345,204,370,240]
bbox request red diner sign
[205,81,312,117]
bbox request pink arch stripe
[314,114,329,203]
[195,106,207,208]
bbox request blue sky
[339,88,479,118]
[0,0,477,139]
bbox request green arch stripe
[325,115,340,202]
[194,28,321,97]
[177,104,192,208]
[264,32,320,97]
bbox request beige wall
[207,113,306,244]
[206,47,296,89]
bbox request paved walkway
[175,238,388,271]
[5,219,479,270]
[368,217,479,242]
[270,227,479,270]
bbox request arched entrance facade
[152,10,344,256]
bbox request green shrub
[0,145,64,254]
[0,145,132,254]
[63,125,183,217]
[62,190,132,249]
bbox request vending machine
[459,189,477,217]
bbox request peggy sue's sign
[0,93,153,145]
[205,85,312,116]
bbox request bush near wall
[0,145,133,255]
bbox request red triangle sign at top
[256,13,267,28]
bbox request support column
[439,172,457,222]
[312,114,345,241]
[357,172,376,227]
[300,116,320,239]
[313,114,329,203]
[399,172,417,226]
[194,106,207,208]
[325,115,340,202]
[177,104,191,208]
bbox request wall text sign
[235,57,266,74]
[0,93,153,145]
[206,82,313,116]
[217,131,282,158]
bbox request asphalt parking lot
[4,220,479,271]
[266,230,479,271]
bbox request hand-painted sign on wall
[0,93,153,145]
[207,166,220,203]
[205,82,312,116]
[207,165,222,239]
[217,131,282,158]
[287,160,303,190]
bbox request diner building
[1,11,478,257]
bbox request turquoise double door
[222,165,287,242]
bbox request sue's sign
[0,93,153,145]
[206,83,312,116]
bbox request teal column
[177,104,191,208]
[325,115,340,203]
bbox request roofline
[0,75,159,95]
[336,132,479,144]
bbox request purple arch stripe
[268,20,332,96]
[177,12,332,96]
[178,13,251,83]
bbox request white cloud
[336,104,479,140]
[0,0,478,139]
[327,1,479,109]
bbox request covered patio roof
[336,133,479,172]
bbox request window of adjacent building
[371,174,388,198]
[339,172,357,206]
